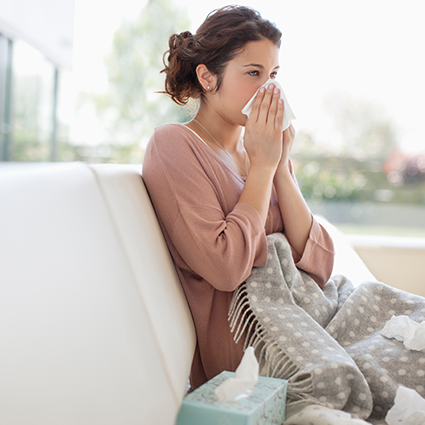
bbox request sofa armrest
[315,215,378,287]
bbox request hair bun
[170,31,194,50]
[179,31,193,40]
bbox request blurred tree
[323,90,399,161]
[11,74,52,161]
[292,130,325,157]
[84,0,192,150]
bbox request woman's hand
[276,123,295,174]
[244,83,285,172]
[272,121,312,257]
[243,85,311,255]
[237,83,284,226]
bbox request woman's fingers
[248,86,266,122]
[257,84,276,123]
[275,96,284,131]
[244,83,285,169]
[253,83,284,129]
[249,83,283,124]
[267,87,279,122]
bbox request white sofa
[0,162,377,425]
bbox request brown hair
[161,5,282,105]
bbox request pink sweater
[143,123,335,389]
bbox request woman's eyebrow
[243,64,280,70]
[243,63,264,68]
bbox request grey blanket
[229,233,425,422]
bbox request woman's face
[210,38,280,126]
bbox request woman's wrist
[249,161,278,178]
[274,161,292,185]
[240,164,276,226]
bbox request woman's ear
[196,64,216,92]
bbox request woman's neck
[191,105,243,153]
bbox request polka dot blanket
[229,233,425,423]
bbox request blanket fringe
[229,282,314,403]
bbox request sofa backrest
[0,162,196,425]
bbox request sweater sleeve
[293,217,335,288]
[142,125,268,292]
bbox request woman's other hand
[276,123,295,175]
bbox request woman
[142,5,335,390]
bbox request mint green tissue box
[176,371,287,425]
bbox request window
[2,0,424,239]
[10,40,55,161]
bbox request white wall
[0,0,74,69]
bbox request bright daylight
[1,1,425,424]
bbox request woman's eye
[270,72,278,79]
[248,70,260,76]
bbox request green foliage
[87,0,192,147]
[289,95,425,206]
[292,150,425,206]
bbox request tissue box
[176,372,287,425]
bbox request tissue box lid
[177,371,287,425]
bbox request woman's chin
[240,114,249,127]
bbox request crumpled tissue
[241,79,296,131]
[385,386,425,425]
[381,315,425,351]
[214,346,259,402]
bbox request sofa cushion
[0,162,195,425]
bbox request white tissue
[381,315,425,351]
[241,79,296,131]
[385,386,425,425]
[214,347,259,402]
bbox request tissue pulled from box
[214,347,259,402]
[385,386,425,425]
[381,315,425,351]
[241,79,296,131]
